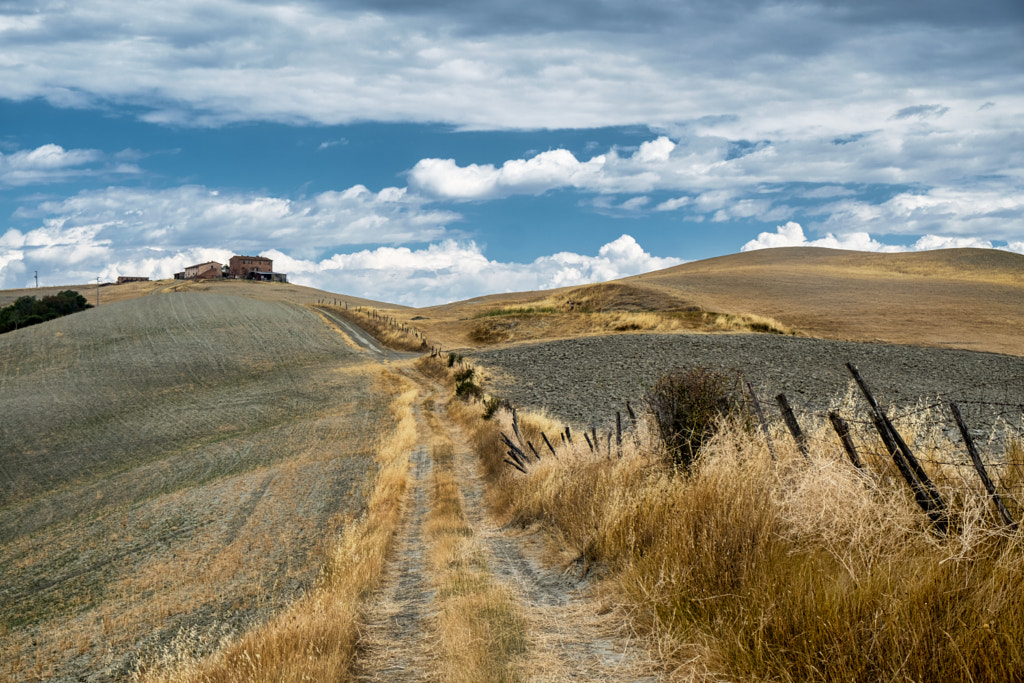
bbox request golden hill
[626,247,1024,356]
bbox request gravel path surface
[470,334,1024,428]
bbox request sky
[1,0,1022,306]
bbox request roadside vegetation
[438,356,1024,682]
[321,304,428,352]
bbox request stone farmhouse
[174,255,287,282]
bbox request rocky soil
[471,333,1024,429]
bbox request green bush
[645,367,747,471]
[454,367,482,399]
[481,396,501,420]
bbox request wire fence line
[755,363,1024,532]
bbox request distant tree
[0,290,92,334]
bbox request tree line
[0,290,92,334]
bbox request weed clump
[645,367,746,471]
[481,396,501,420]
[454,367,482,399]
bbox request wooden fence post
[616,411,623,458]
[542,432,557,457]
[776,393,810,459]
[950,402,1016,530]
[828,411,863,469]
[746,381,777,462]
[626,401,641,447]
[847,363,948,533]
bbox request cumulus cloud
[816,186,1024,241]
[262,234,682,306]
[9,184,458,257]
[741,221,1002,254]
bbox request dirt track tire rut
[443,410,662,682]
[355,443,434,682]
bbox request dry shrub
[644,366,748,471]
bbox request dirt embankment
[470,333,1024,428]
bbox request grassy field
[3,245,1022,681]
[455,388,1024,682]
[325,247,1024,357]
[0,292,395,681]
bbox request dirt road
[352,370,662,681]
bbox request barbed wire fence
[492,359,1024,535]
[750,363,1024,533]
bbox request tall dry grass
[458,401,1024,681]
[136,370,420,683]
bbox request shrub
[454,367,482,399]
[481,396,501,420]
[644,367,747,471]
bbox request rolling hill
[0,291,394,680]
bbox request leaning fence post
[828,411,863,469]
[847,363,948,533]
[541,432,557,458]
[746,382,777,462]
[950,402,1016,530]
[626,401,641,447]
[616,411,623,458]
[583,432,594,452]
[776,393,810,459]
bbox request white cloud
[0,143,125,186]
[655,196,691,211]
[11,184,458,258]
[817,186,1024,240]
[741,221,1003,254]
[408,149,607,200]
[263,234,682,306]
[1,0,1019,135]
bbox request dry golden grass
[337,247,1023,356]
[419,399,528,683]
[136,371,419,683]
[629,247,1024,356]
[454,396,1024,682]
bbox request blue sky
[1,0,1022,305]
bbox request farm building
[229,255,286,282]
[176,261,222,280]
[116,276,149,284]
[229,255,272,278]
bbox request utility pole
[34,271,38,288]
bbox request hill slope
[0,292,392,681]
[628,247,1024,355]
